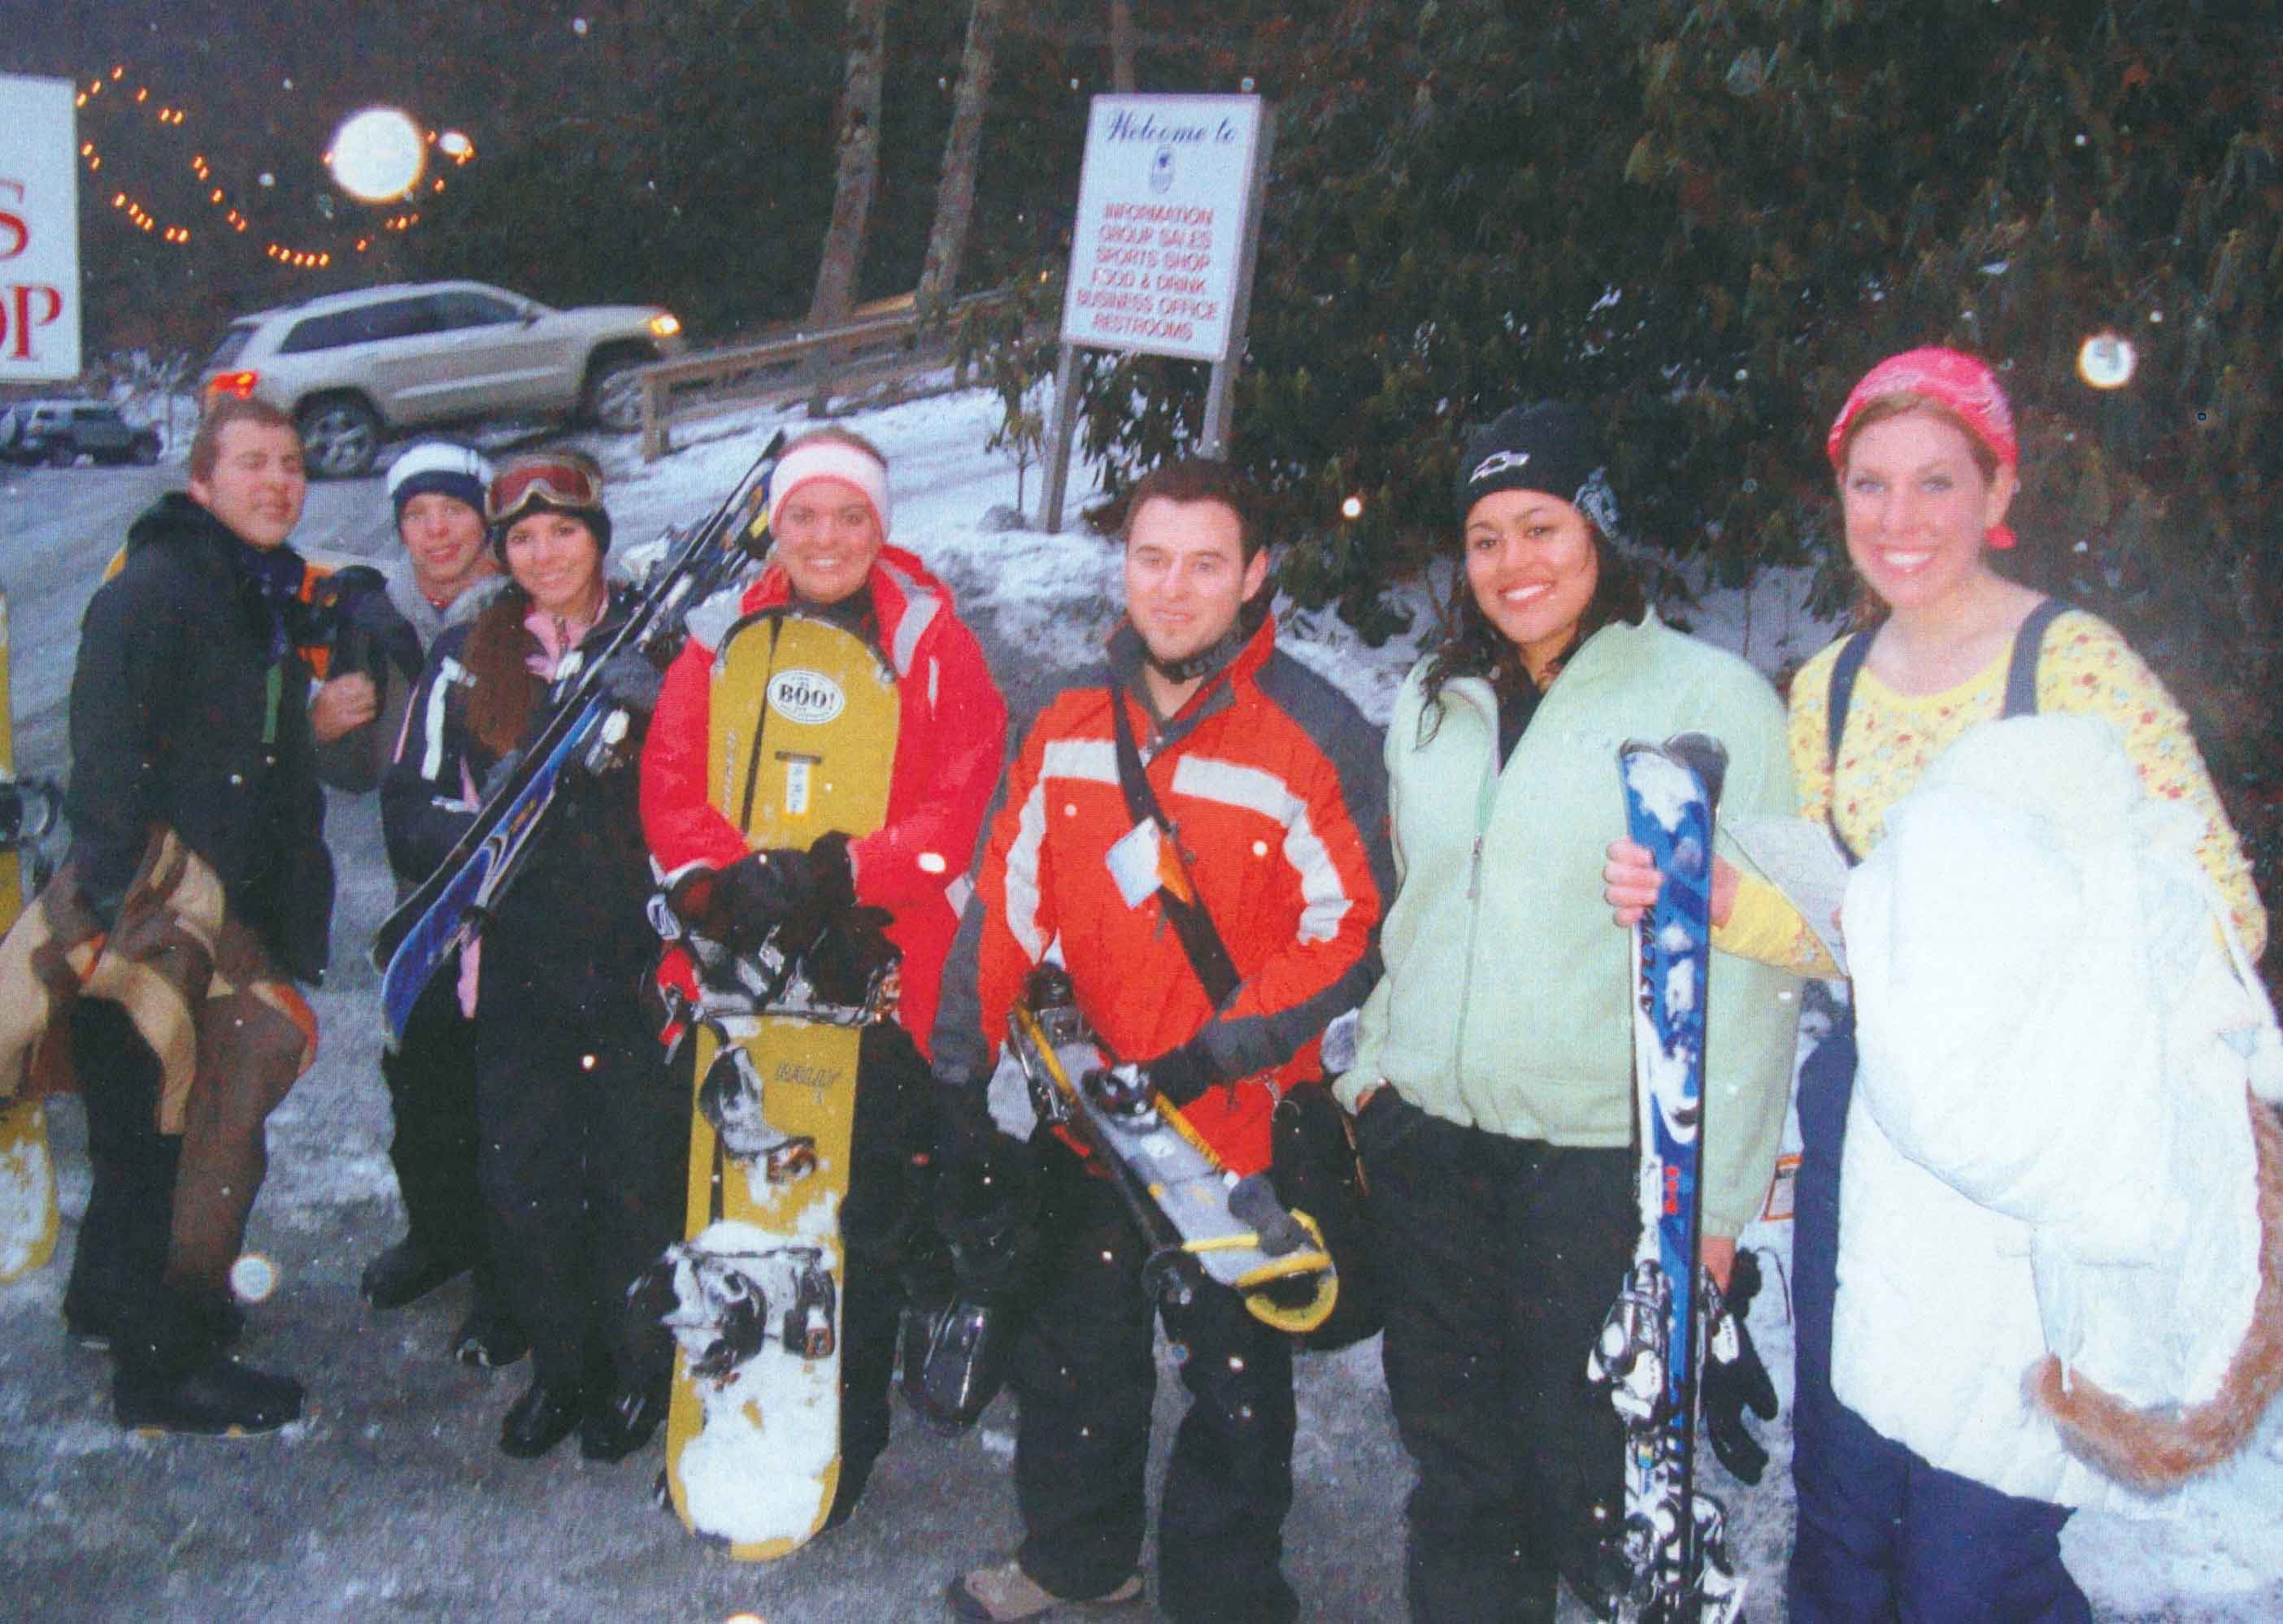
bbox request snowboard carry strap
[1106,679,1242,1008]
[1822,597,2070,865]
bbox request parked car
[198,280,687,478]
[0,400,163,468]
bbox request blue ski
[371,431,786,1045]
[1590,732,1744,1624]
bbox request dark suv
[0,401,163,468]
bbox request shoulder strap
[2002,598,2071,720]
[1825,629,1874,767]
[1107,680,1243,1008]
[1824,631,1875,866]
[1823,600,2073,865]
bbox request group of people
[36,345,2277,1624]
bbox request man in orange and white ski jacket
[932,458,1389,1624]
[934,595,1389,1176]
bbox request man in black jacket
[60,395,364,1432]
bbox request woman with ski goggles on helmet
[383,447,683,1465]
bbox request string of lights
[72,62,471,273]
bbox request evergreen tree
[1050,1,2283,906]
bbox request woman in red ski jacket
[638,427,1007,1526]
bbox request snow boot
[580,1376,668,1463]
[67,1289,244,1354]
[360,1237,470,1310]
[947,1561,1143,1622]
[114,1353,302,1435]
[450,1292,529,1369]
[498,1378,583,1459]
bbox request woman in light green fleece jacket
[1333,401,1802,1623]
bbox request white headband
[768,440,890,537]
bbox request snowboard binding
[1589,1259,1674,1428]
[1080,1061,1159,1127]
[697,1040,818,1184]
[636,1240,840,1381]
[898,1291,1014,1435]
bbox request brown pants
[21,834,315,1356]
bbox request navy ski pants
[1787,1010,2092,1624]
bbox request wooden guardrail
[633,288,1010,461]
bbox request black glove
[597,647,667,717]
[299,565,406,690]
[1702,1248,1780,1486]
[298,563,386,635]
[1140,1042,1217,1108]
[717,832,856,934]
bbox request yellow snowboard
[0,591,59,1284]
[656,610,898,1559]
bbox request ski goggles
[486,452,605,528]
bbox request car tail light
[647,314,681,339]
[207,371,260,397]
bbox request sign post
[1039,94,1272,532]
[0,74,82,383]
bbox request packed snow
[0,384,2275,1618]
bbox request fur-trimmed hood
[2026,1092,2283,1492]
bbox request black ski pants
[63,997,200,1375]
[378,964,488,1273]
[1356,1088,1631,1624]
[1010,1138,1300,1624]
[472,986,684,1398]
[832,1019,942,1517]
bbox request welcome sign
[1060,95,1267,364]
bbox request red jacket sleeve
[849,613,1008,909]
[638,636,751,875]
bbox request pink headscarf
[1827,346,2019,549]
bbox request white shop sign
[0,74,82,382]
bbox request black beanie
[1455,401,1622,536]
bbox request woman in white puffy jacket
[1607,347,2280,1623]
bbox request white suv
[198,280,686,478]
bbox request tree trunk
[1109,0,1137,93]
[808,0,889,328]
[917,0,1005,306]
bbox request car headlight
[648,313,681,339]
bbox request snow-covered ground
[0,389,2276,1619]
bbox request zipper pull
[1468,834,1485,901]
